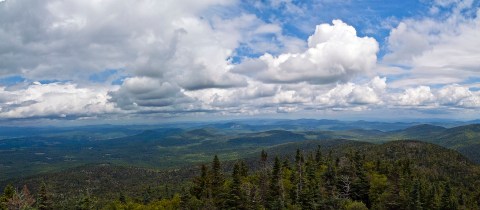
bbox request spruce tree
[226,163,244,209]
[0,184,15,210]
[239,161,249,177]
[267,156,283,210]
[315,145,323,166]
[259,150,269,207]
[37,182,53,210]
[408,180,423,210]
[211,155,225,207]
[191,164,210,199]
[440,183,457,210]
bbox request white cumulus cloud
[0,82,116,119]
[233,20,379,85]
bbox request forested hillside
[2,140,479,209]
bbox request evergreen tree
[225,163,245,209]
[75,193,97,210]
[37,182,53,210]
[211,155,225,208]
[300,155,318,209]
[239,161,249,177]
[291,148,304,205]
[440,183,457,210]
[191,164,210,199]
[142,186,152,204]
[351,168,370,207]
[259,150,269,207]
[267,156,284,210]
[0,184,15,210]
[408,180,423,210]
[261,150,268,164]
[315,145,323,166]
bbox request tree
[259,150,269,207]
[75,193,97,210]
[351,168,370,207]
[239,161,249,177]
[300,155,319,209]
[0,184,15,210]
[315,145,323,166]
[440,183,457,210]
[191,164,210,199]
[7,185,35,210]
[408,180,423,210]
[261,150,268,163]
[291,149,304,205]
[118,192,126,204]
[345,201,368,210]
[211,155,225,207]
[225,163,245,209]
[211,155,224,193]
[37,182,53,210]
[267,156,284,210]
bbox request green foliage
[181,141,480,210]
[36,182,53,210]
[2,139,480,209]
[0,183,14,210]
[345,201,368,210]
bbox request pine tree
[211,155,225,208]
[259,150,269,207]
[315,145,323,166]
[239,161,249,177]
[267,156,284,210]
[291,148,304,205]
[408,180,423,210]
[191,164,210,199]
[142,186,154,204]
[261,150,268,164]
[0,184,15,210]
[37,182,53,210]
[351,168,370,207]
[75,192,97,210]
[440,183,457,210]
[300,155,318,209]
[226,163,244,209]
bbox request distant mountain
[228,130,306,146]
[3,120,480,185]
[364,124,480,164]
[387,124,447,139]
[435,124,480,147]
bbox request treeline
[174,148,480,209]
[2,143,480,209]
[96,145,480,209]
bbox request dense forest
[1,140,480,209]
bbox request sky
[1,0,480,125]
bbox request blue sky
[0,0,480,125]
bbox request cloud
[315,77,386,108]
[1,0,480,121]
[0,82,116,119]
[383,4,480,87]
[108,77,194,110]
[233,20,379,84]
[0,0,244,87]
[437,84,480,108]
[394,86,435,106]
[388,84,480,109]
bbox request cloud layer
[0,0,480,122]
